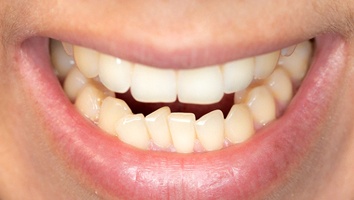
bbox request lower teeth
[50,39,313,153]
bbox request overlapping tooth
[50,40,75,80]
[246,86,276,126]
[98,54,133,93]
[64,67,89,102]
[278,41,312,81]
[222,58,255,94]
[145,107,172,148]
[62,42,74,56]
[178,66,223,104]
[266,68,293,106]
[75,83,106,122]
[98,97,132,135]
[168,113,196,153]
[73,46,100,78]
[195,110,224,151]
[131,64,177,103]
[225,104,255,143]
[116,114,150,150]
[254,51,280,79]
[281,45,297,57]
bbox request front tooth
[195,110,224,151]
[131,64,177,103]
[254,51,280,79]
[168,113,196,153]
[225,104,255,143]
[116,114,150,150]
[75,83,106,122]
[145,107,172,148]
[178,66,223,104]
[98,54,133,93]
[73,46,100,78]
[278,41,312,81]
[98,97,132,135]
[50,40,75,80]
[266,68,293,106]
[64,67,89,102]
[246,86,276,126]
[222,58,255,94]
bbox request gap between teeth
[50,39,312,153]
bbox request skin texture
[0,0,354,199]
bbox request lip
[15,33,347,199]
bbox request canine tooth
[98,97,132,135]
[195,110,224,151]
[50,40,75,80]
[73,46,99,78]
[98,54,133,93]
[116,114,150,150]
[222,58,255,94]
[254,51,280,79]
[225,104,255,143]
[281,45,297,57]
[178,66,223,104]
[266,68,293,106]
[145,107,172,148]
[75,83,106,122]
[64,67,89,102]
[278,41,312,81]
[62,42,74,56]
[131,64,177,103]
[246,86,276,126]
[168,113,196,153]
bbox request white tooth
[50,40,75,80]
[266,68,293,106]
[278,41,312,81]
[98,54,133,93]
[73,46,99,78]
[222,58,255,94]
[131,64,177,103]
[75,83,106,122]
[145,107,172,148]
[168,113,196,153]
[195,110,224,151]
[178,66,223,104]
[254,51,280,79]
[225,104,255,143]
[116,114,150,150]
[234,90,247,104]
[64,67,89,102]
[281,45,297,57]
[98,97,132,135]
[246,86,276,126]
[62,42,74,56]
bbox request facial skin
[0,0,354,199]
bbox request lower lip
[17,34,347,199]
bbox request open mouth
[17,32,347,198]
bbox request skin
[0,0,354,199]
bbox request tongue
[116,91,234,118]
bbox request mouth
[16,32,347,198]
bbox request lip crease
[16,33,347,199]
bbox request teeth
[98,97,132,135]
[116,114,151,150]
[131,64,177,103]
[73,46,100,78]
[168,113,196,153]
[145,107,172,148]
[195,110,224,151]
[222,58,255,94]
[64,67,89,102]
[254,51,280,79]
[178,66,223,104]
[50,40,75,80]
[281,45,297,57]
[246,86,276,126]
[225,104,255,143]
[62,42,74,56]
[98,53,133,93]
[266,68,293,106]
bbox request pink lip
[16,34,347,199]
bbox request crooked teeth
[145,107,172,148]
[254,50,280,79]
[73,46,100,78]
[168,113,196,153]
